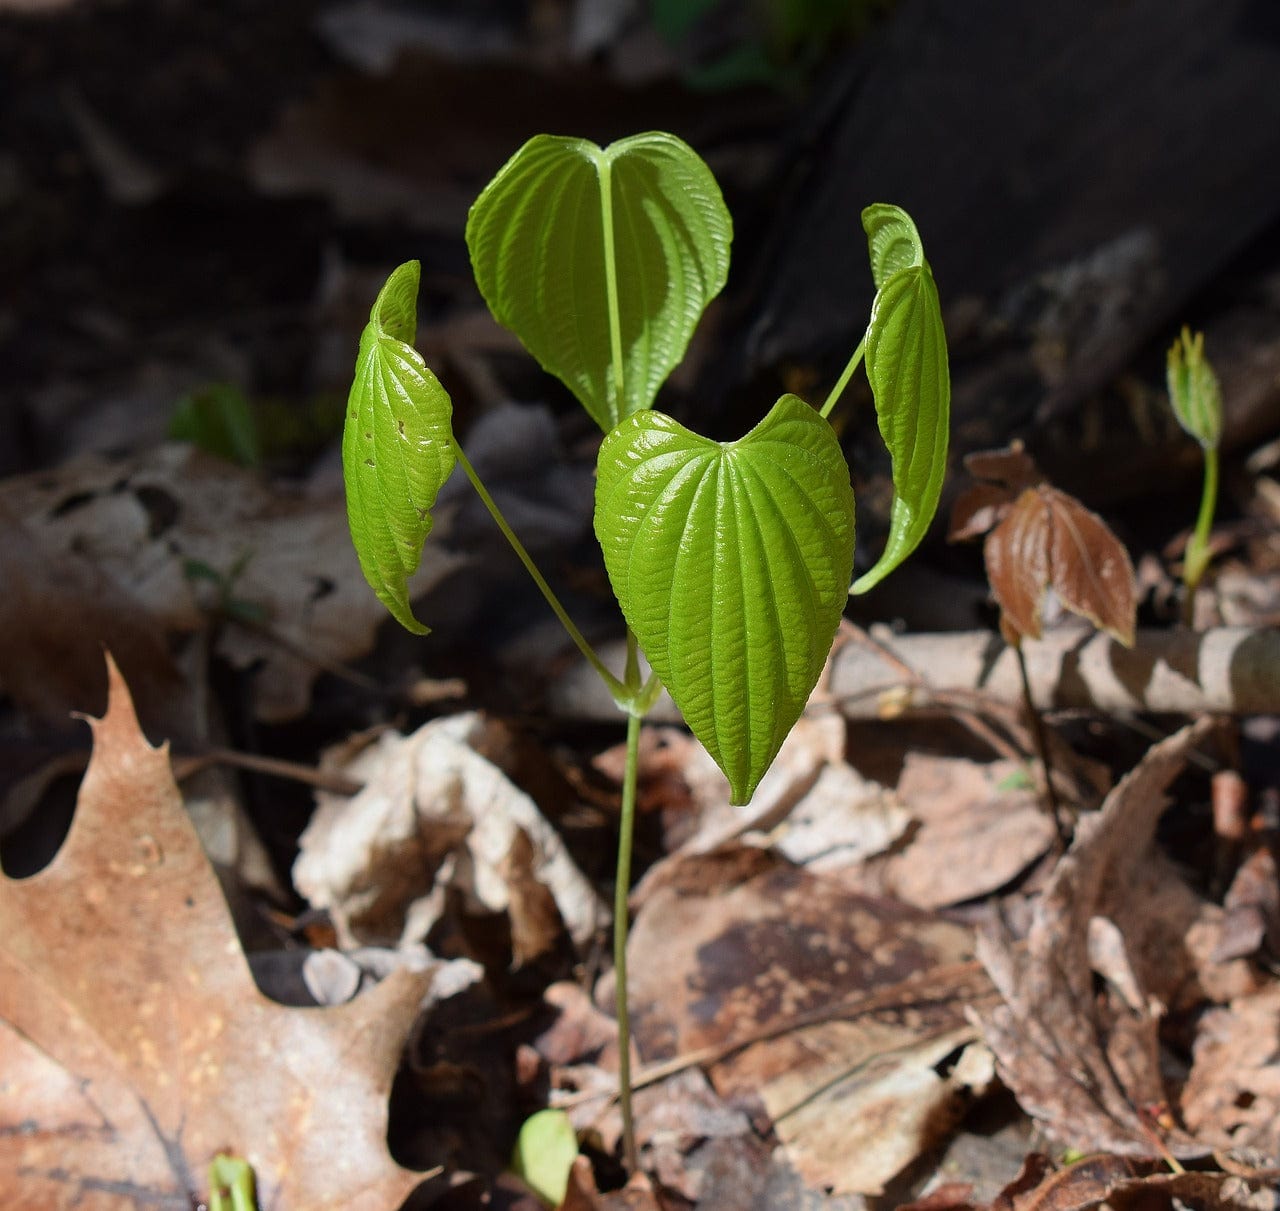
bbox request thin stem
[1013,640,1068,848]
[1183,444,1219,607]
[450,440,628,702]
[819,335,866,420]
[614,710,642,1173]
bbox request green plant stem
[451,440,628,702]
[819,335,866,420]
[614,709,642,1173]
[1183,444,1219,604]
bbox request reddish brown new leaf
[0,656,435,1210]
[984,487,1136,647]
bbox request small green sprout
[341,131,951,1170]
[208,1153,257,1211]
[1166,326,1223,606]
[511,1108,579,1207]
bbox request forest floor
[4,3,1280,1209]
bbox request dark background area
[4,0,1280,664]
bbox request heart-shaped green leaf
[851,204,950,595]
[466,132,732,432]
[343,260,456,634]
[595,395,855,804]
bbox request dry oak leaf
[0,656,436,1210]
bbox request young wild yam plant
[342,131,950,1170]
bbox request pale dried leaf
[877,755,1057,909]
[0,445,464,722]
[0,656,434,1209]
[294,712,603,950]
[1183,983,1280,1156]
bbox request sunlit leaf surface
[467,132,732,431]
[595,396,855,803]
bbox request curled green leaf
[466,132,732,431]
[851,204,950,595]
[343,260,456,633]
[595,396,855,804]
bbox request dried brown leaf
[984,487,1136,646]
[949,481,1017,542]
[962,442,1044,492]
[0,445,465,723]
[975,719,1219,1159]
[0,656,434,1210]
[625,848,988,1195]
[1182,983,1280,1156]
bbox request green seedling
[170,383,262,468]
[342,131,950,1170]
[1166,326,1223,611]
[511,1107,579,1207]
[208,1153,257,1211]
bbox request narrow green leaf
[466,132,732,432]
[1166,326,1222,449]
[595,395,855,804]
[511,1109,578,1208]
[343,260,456,634]
[851,205,950,595]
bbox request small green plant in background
[343,130,949,1171]
[511,1108,579,1207]
[1166,326,1223,613]
[208,1153,257,1211]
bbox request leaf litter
[8,12,1280,1202]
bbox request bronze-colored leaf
[961,440,1043,492]
[984,486,1136,647]
[948,481,1017,542]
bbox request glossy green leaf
[343,260,456,634]
[511,1109,578,1208]
[851,204,950,595]
[1166,326,1222,449]
[595,395,855,804]
[466,132,732,432]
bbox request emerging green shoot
[208,1154,257,1211]
[1166,326,1223,600]
[511,1108,579,1207]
